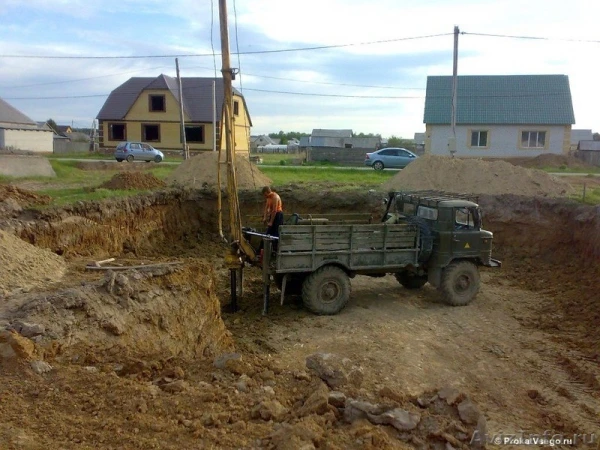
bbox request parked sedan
[364,147,418,170]
[114,142,164,163]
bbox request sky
[0,0,598,139]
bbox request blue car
[114,141,164,163]
[364,147,418,170]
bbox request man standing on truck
[262,186,284,244]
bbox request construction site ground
[1,159,599,449]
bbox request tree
[387,135,416,151]
[46,118,59,133]
[593,132,600,141]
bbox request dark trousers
[261,212,284,253]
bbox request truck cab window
[455,208,474,230]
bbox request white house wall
[1,129,53,153]
[427,125,567,158]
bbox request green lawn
[260,167,394,189]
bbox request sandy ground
[0,155,56,178]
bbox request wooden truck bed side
[275,223,420,273]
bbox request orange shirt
[264,191,283,222]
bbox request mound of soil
[0,230,66,294]
[0,184,51,206]
[165,152,271,190]
[99,173,166,190]
[382,154,573,197]
[506,154,592,169]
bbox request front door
[451,207,480,257]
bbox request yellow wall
[100,89,251,152]
[563,125,571,154]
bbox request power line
[0,33,452,59]
[241,88,423,99]
[462,31,600,44]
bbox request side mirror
[382,198,389,205]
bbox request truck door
[451,207,480,257]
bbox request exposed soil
[0,229,66,295]
[504,154,593,170]
[383,155,573,197]
[98,172,166,190]
[76,161,159,171]
[165,152,272,190]
[0,184,599,449]
[0,185,51,207]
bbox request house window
[109,123,126,141]
[142,124,160,142]
[470,130,488,148]
[149,95,166,112]
[521,131,546,148]
[184,125,204,143]
[233,100,239,116]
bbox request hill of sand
[382,154,573,197]
[0,230,66,294]
[165,152,271,190]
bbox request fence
[53,140,91,154]
[575,150,600,166]
[307,147,373,166]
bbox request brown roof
[96,74,249,124]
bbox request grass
[261,166,395,188]
[47,151,181,163]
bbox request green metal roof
[423,75,575,125]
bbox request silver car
[114,141,164,163]
[364,147,418,170]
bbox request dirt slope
[382,155,573,197]
[165,152,271,190]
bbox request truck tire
[302,266,351,315]
[403,216,433,262]
[439,261,480,306]
[395,272,428,289]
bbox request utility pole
[449,25,459,157]
[176,58,188,160]
[218,0,255,312]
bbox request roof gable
[0,97,36,125]
[97,75,246,123]
[423,75,575,125]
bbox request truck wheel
[395,272,427,289]
[439,261,480,306]
[302,266,350,315]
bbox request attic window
[233,100,239,116]
[149,95,166,112]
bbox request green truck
[248,190,501,315]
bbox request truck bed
[276,223,420,273]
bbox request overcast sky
[0,0,598,138]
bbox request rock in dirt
[306,353,356,389]
[251,400,289,422]
[213,352,242,369]
[160,380,188,394]
[437,386,463,405]
[343,399,387,423]
[457,399,483,425]
[268,417,325,450]
[30,360,53,375]
[297,382,330,417]
[328,391,347,409]
[367,408,421,431]
[0,330,35,360]
[9,321,45,338]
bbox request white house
[423,75,575,158]
[0,97,53,153]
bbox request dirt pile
[0,184,51,207]
[165,152,271,190]
[0,230,66,294]
[382,154,573,197]
[99,172,166,190]
[506,153,592,169]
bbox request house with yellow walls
[96,75,251,153]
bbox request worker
[262,186,284,238]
